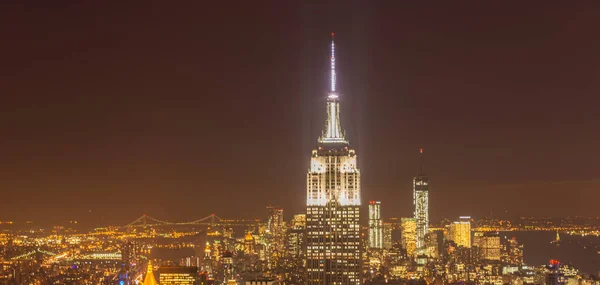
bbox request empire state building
[305,34,362,285]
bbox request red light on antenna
[332,32,335,36]
[420,148,423,154]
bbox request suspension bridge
[10,248,58,261]
[124,214,261,228]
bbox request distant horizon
[1,213,598,228]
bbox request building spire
[420,148,424,175]
[329,32,337,95]
[319,33,346,144]
[142,261,158,285]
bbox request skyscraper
[479,232,501,261]
[222,251,234,283]
[287,214,306,259]
[287,214,307,284]
[383,222,393,250]
[413,149,429,251]
[545,260,566,285]
[306,33,361,285]
[449,216,472,248]
[400,218,417,256]
[368,201,383,249]
[266,206,285,269]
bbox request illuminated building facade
[472,231,484,247]
[266,206,285,268]
[383,222,392,250]
[306,34,361,285]
[244,231,255,255]
[400,218,417,256]
[267,206,285,243]
[201,242,213,275]
[159,267,197,285]
[222,251,234,283]
[449,216,471,248]
[545,260,566,285]
[287,214,307,283]
[413,149,428,251]
[479,232,501,261]
[502,237,524,265]
[287,214,306,259]
[425,231,440,258]
[472,232,501,261]
[368,201,383,249]
[292,213,306,228]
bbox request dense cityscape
[1,34,599,285]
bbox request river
[501,231,599,275]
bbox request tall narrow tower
[305,33,362,285]
[413,148,429,252]
[368,201,383,249]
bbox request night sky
[2,2,599,226]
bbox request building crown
[319,33,348,145]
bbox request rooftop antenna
[329,32,337,96]
[419,148,424,175]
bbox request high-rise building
[305,33,361,285]
[383,222,393,250]
[244,231,255,255]
[287,214,306,259]
[400,218,417,256]
[479,232,501,261]
[266,206,285,269]
[449,216,471,248]
[201,242,213,275]
[472,231,484,248]
[413,149,429,251]
[287,214,307,284]
[267,206,285,243]
[222,251,234,283]
[503,236,524,265]
[159,267,198,285]
[425,231,441,259]
[368,201,383,249]
[292,213,306,228]
[545,260,566,285]
[181,256,202,267]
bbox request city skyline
[2,2,600,226]
[1,3,600,284]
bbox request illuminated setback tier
[307,143,360,206]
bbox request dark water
[502,231,600,275]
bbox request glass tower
[369,201,383,249]
[413,149,429,252]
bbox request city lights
[1,21,598,285]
